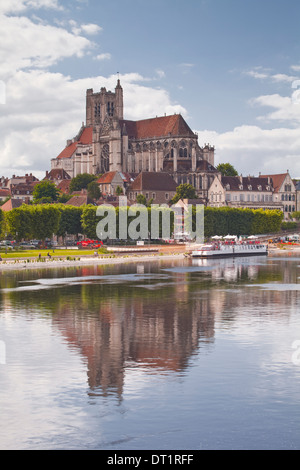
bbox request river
[0,254,299,450]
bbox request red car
[77,239,103,248]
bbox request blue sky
[0,0,300,179]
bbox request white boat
[190,242,268,258]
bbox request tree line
[0,203,285,242]
[202,206,284,237]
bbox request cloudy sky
[0,0,300,180]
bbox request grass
[0,249,98,259]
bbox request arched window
[94,103,101,118]
[107,102,114,117]
[101,144,109,173]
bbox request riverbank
[0,252,186,271]
[0,243,299,271]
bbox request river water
[0,254,299,450]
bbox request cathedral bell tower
[86,80,123,127]
[86,80,124,174]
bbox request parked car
[18,242,33,249]
[0,240,14,246]
[30,240,44,248]
[77,239,103,248]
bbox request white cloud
[156,70,166,79]
[0,14,93,79]
[80,23,102,35]
[69,20,102,36]
[196,124,300,176]
[244,67,298,84]
[0,71,188,178]
[0,0,63,14]
[95,53,112,61]
[250,93,300,124]
[209,69,300,176]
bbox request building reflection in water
[0,256,297,400]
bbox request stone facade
[208,174,284,212]
[51,80,217,201]
[127,172,177,205]
[260,172,296,219]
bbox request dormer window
[248,185,252,191]
[258,185,262,191]
[226,184,230,190]
[239,184,243,190]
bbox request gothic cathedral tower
[85,80,124,173]
[86,79,123,126]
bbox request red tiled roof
[128,172,177,191]
[57,179,71,193]
[121,114,195,140]
[79,126,93,144]
[65,195,88,206]
[0,189,10,197]
[222,176,273,191]
[57,127,93,159]
[44,169,71,180]
[56,142,77,160]
[97,172,117,184]
[196,160,217,172]
[1,199,24,211]
[259,174,288,192]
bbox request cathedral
[51,80,217,199]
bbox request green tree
[136,194,147,205]
[292,211,300,220]
[69,173,97,192]
[58,193,72,203]
[56,205,83,238]
[0,195,11,207]
[87,181,101,201]
[6,206,34,240]
[81,205,98,239]
[171,183,197,204]
[31,205,61,242]
[33,181,60,203]
[0,209,4,237]
[216,163,238,176]
[115,185,123,196]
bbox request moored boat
[190,241,268,258]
